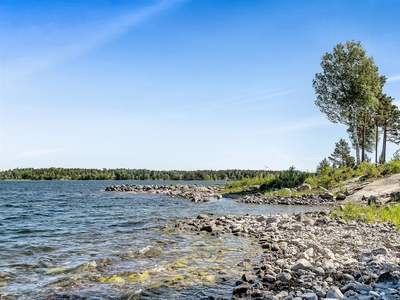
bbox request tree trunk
[362,113,366,162]
[381,121,387,163]
[375,119,379,166]
[353,116,360,165]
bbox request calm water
[0,181,318,299]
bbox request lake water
[0,180,318,299]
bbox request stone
[371,247,387,255]
[301,292,317,300]
[299,184,312,191]
[321,192,334,200]
[374,272,400,289]
[368,195,379,205]
[138,245,163,257]
[277,272,292,282]
[271,243,280,251]
[326,286,344,300]
[359,252,373,262]
[242,273,255,283]
[291,259,313,271]
[233,283,251,295]
[390,191,400,202]
[336,193,346,200]
[263,274,276,282]
[314,267,325,276]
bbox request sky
[1,0,399,172]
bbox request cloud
[1,0,183,89]
[387,75,400,82]
[17,148,68,158]
[268,116,332,133]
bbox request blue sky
[1,0,399,171]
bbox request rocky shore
[105,184,344,205]
[224,192,341,206]
[175,211,400,300]
[105,184,224,203]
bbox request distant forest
[0,168,274,181]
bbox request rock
[233,282,251,295]
[314,267,325,276]
[271,243,280,251]
[301,292,318,300]
[326,286,344,300]
[299,184,312,191]
[374,272,400,289]
[335,193,346,200]
[277,272,292,282]
[390,191,400,202]
[138,245,163,257]
[371,247,387,256]
[291,259,313,271]
[242,273,255,283]
[359,252,373,262]
[367,195,379,205]
[263,274,276,282]
[321,192,334,200]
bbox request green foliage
[331,202,400,229]
[316,158,330,175]
[355,162,380,178]
[0,168,267,181]
[225,167,312,191]
[329,139,355,168]
[381,159,400,175]
[313,40,382,164]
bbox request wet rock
[138,245,163,257]
[233,282,251,295]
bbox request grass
[331,202,400,229]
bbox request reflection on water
[0,181,318,299]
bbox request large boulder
[299,183,312,191]
[390,191,400,202]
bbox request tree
[316,158,330,175]
[329,139,355,168]
[313,40,382,164]
[376,94,400,163]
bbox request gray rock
[374,272,400,289]
[326,286,344,300]
[277,272,292,282]
[321,192,334,200]
[138,245,163,257]
[301,292,317,300]
[371,247,387,255]
[359,252,373,262]
[336,193,346,200]
[233,282,251,295]
[299,183,312,191]
[390,191,400,202]
[291,259,313,271]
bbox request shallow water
[0,180,318,299]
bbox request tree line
[0,168,276,181]
[313,40,399,166]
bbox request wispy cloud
[1,0,183,89]
[269,116,332,133]
[387,75,400,82]
[17,148,68,158]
